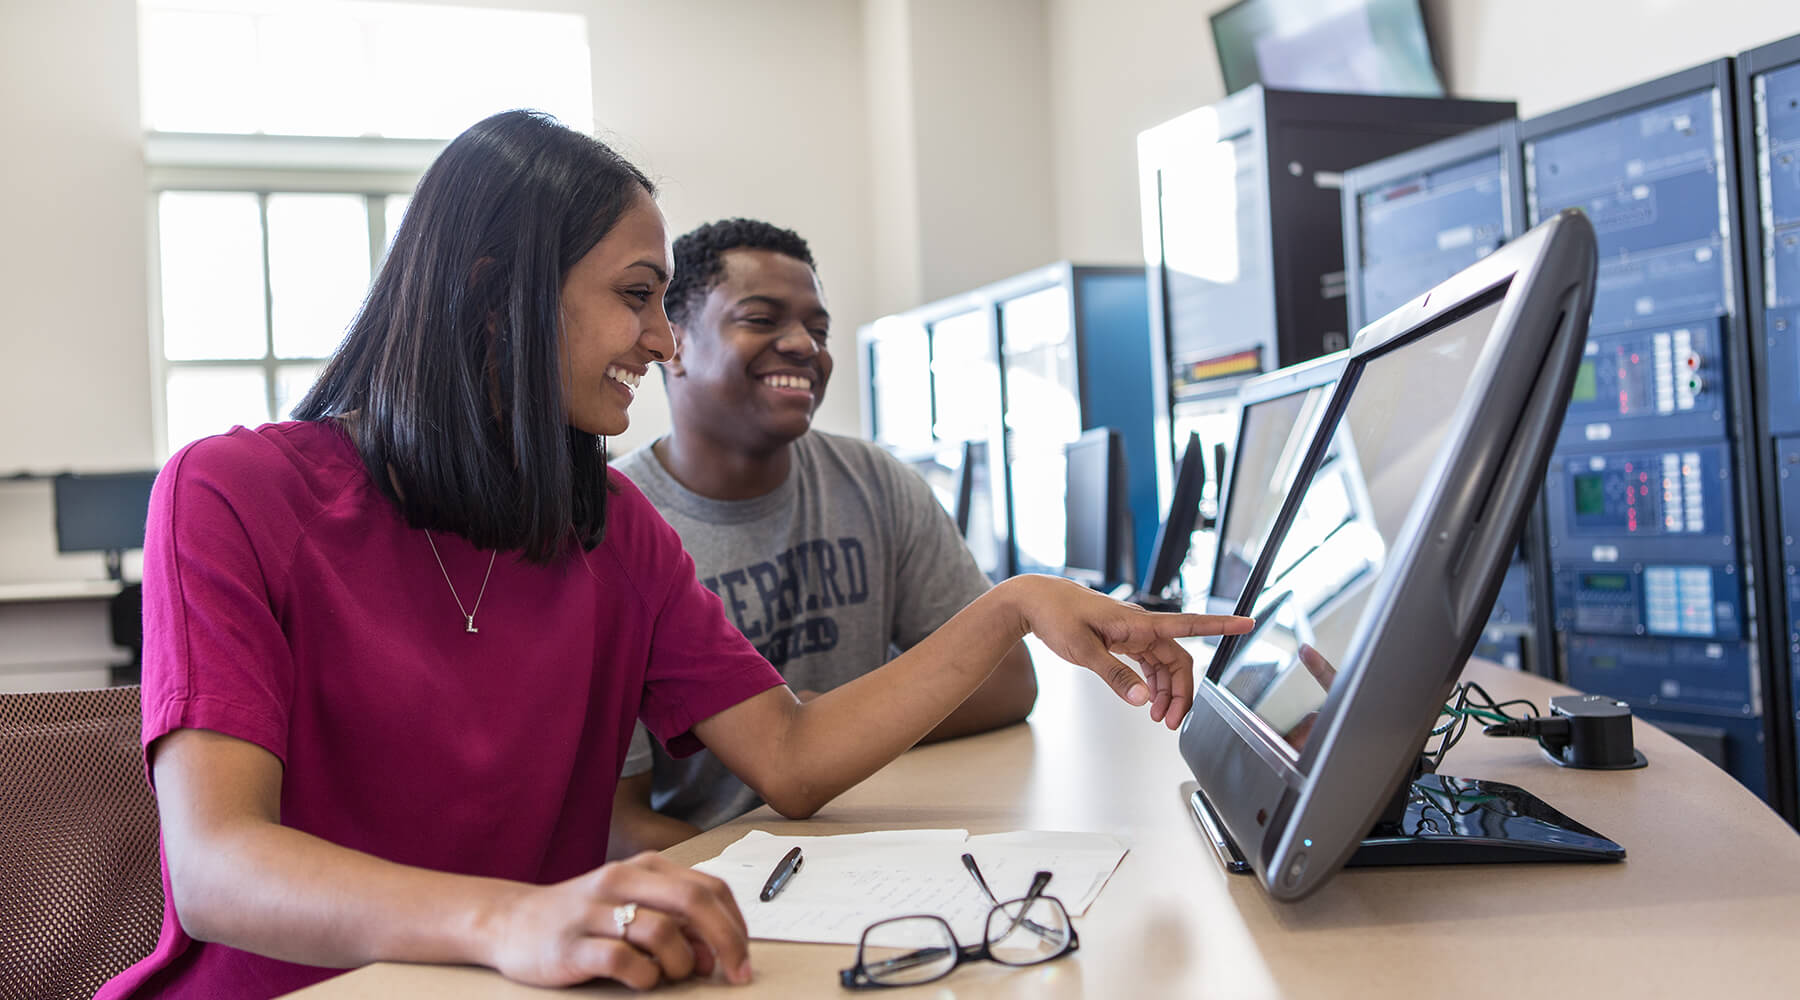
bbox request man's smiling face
[668,248,832,451]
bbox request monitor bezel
[1179,210,1596,901]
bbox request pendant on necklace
[465,616,479,634]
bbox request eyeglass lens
[859,916,960,986]
[986,896,1072,966]
[855,895,1072,987]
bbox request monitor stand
[1187,755,1625,877]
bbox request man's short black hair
[666,219,816,327]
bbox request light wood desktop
[291,654,1800,999]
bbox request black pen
[759,846,804,902]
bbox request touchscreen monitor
[1178,210,1600,900]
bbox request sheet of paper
[691,828,1127,945]
[963,830,1130,915]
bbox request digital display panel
[1574,473,1606,517]
[1582,572,1631,593]
[1571,361,1598,403]
[1208,297,1506,755]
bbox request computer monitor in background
[1133,432,1209,611]
[950,439,978,538]
[1062,428,1135,591]
[1210,0,1444,97]
[1181,210,1605,901]
[53,471,158,582]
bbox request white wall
[587,0,875,454]
[1046,0,1235,265]
[1425,0,1800,118]
[1,0,152,590]
[903,0,1058,303]
[1042,0,1800,265]
[5,0,1800,591]
[1,0,152,476]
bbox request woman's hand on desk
[482,850,752,989]
[1009,575,1254,729]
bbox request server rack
[858,263,1159,585]
[1137,85,1515,523]
[1522,59,1777,801]
[1339,121,1557,679]
[1736,31,1800,821]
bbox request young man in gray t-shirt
[608,220,1037,854]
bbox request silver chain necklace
[423,533,498,634]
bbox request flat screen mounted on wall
[1211,0,1444,97]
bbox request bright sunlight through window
[140,0,592,456]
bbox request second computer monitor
[52,471,158,581]
[1063,428,1134,591]
[1207,354,1347,612]
[1138,432,1208,607]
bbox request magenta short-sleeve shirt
[97,421,784,998]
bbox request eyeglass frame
[837,875,1080,990]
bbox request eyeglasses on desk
[838,864,1078,989]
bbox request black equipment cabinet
[1137,85,1515,508]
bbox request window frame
[145,133,438,457]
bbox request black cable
[1430,681,1539,767]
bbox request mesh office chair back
[0,685,163,1000]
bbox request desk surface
[0,579,122,603]
[292,658,1800,999]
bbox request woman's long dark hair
[294,110,654,563]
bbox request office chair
[0,685,164,1000]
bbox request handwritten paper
[691,828,1128,945]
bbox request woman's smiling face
[559,187,676,437]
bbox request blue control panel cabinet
[1340,121,1556,678]
[1353,150,1512,324]
[1772,438,1800,736]
[1740,34,1800,819]
[1556,319,1728,448]
[1526,58,1774,802]
[858,264,1160,586]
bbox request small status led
[1303,838,1313,847]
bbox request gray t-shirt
[613,430,992,829]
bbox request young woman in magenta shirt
[98,110,1250,998]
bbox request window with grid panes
[140,0,593,457]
